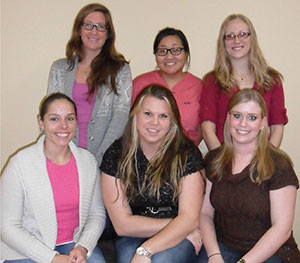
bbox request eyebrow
[47,113,76,116]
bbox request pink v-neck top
[47,154,79,245]
[133,71,203,145]
[73,81,96,149]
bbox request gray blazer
[48,58,132,165]
[0,135,106,263]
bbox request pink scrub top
[133,71,203,145]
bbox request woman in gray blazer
[48,3,132,166]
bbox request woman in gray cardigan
[1,93,106,263]
[48,3,132,166]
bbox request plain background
[1,0,300,244]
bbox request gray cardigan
[47,58,132,165]
[0,135,106,263]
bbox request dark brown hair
[39,92,77,120]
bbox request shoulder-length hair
[118,85,190,201]
[213,14,282,94]
[66,3,128,98]
[210,89,291,183]
[153,27,191,70]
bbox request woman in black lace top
[101,85,205,263]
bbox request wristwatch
[136,246,152,258]
[237,259,246,263]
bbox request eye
[67,116,75,121]
[144,111,152,116]
[248,115,257,121]
[159,113,168,119]
[232,113,241,119]
[224,33,235,40]
[50,117,59,122]
[96,24,105,30]
[156,48,167,56]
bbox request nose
[60,119,67,129]
[165,51,173,59]
[233,36,241,43]
[151,116,159,125]
[239,116,247,126]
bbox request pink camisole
[73,81,96,149]
[46,154,79,245]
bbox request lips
[87,36,99,41]
[56,133,69,137]
[165,62,176,66]
[147,128,159,133]
[236,129,250,134]
[232,45,244,51]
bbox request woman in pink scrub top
[1,93,106,263]
[200,14,288,151]
[132,27,203,145]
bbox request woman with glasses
[101,85,205,263]
[200,14,287,151]
[48,3,132,166]
[1,93,106,263]
[197,89,299,263]
[132,27,203,146]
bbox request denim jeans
[115,236,197,263]
[196,241,282,263]
[4,242,106,263]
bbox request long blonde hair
[210,89,291,183]
[211,14,282,94]
[118,85,191,202]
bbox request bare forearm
[140,213,199,255]
[269,124,284,147]
[243,226,291,262]
[199,214,222,257]
[202,122,221,150]
[114,215,171,238]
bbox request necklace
[240,77,245,86]
[83,71,89,77]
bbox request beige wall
[2,0,300,243]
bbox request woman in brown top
[197,89,299,263]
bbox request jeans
[114,236,197,263]
[196,241,282,263]
[4,242,106,263]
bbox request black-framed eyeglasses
[81,22,108,32]
[155,47,185,56]
[224,32,251,40]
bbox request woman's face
[228,101,266,147]
[224,18,251,61]
[80,11,108,55]
[155,35,186,76]
[38,99,77,150]
[136,96,172,152]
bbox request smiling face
[228,101,266,147]
[136,96,172,153]
[155,35,186,77]
[38,99,77,151]
[80,11,108,55]
[224,18,251,61]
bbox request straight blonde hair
[210,89,291,183]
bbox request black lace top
[101,139,203,218]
